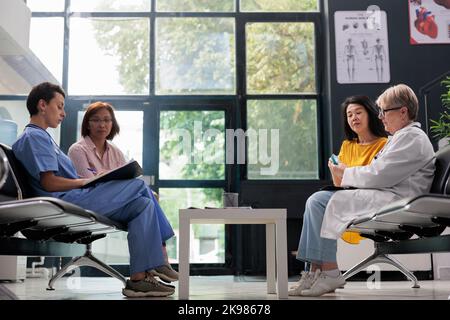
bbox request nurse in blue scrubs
[12,82,176,297]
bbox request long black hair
[342,95,387,141]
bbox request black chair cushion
[430,144,450,194]
[0,143,34,199]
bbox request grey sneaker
[122,275,175,298]
[149,264,179,283]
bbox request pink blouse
[68,136,127,178]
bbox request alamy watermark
[366,5,382,30]
[172,121,280,175]
[366,265,381,290]
[66,268,82,290]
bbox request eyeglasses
[378,106,403,118]
[89,118,112,124]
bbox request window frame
[237,13,325,182]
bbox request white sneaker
[300,271,346,297]
[288,270,320,296]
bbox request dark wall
[326,0,450,153]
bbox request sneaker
[149,264,179,283]
[300,271,346,297]
[288,270,320,296]
[122,275,175,298]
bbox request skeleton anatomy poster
[409,0,450,44]
[335,10,390,84]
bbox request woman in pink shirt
[68,101,177,283]
[68,102,126,178]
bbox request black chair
[0,143,127,290]
[345,144,450,288]
[0,148,8,190]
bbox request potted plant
[430,76,450,149]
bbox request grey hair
[376,84,418,120]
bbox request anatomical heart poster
[335,10,390,84]
[409,0,450,44]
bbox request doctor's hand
[328,161,347,181]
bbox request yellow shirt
[338,138,387,167]
[337,137,387,244]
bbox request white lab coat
[320,122,435,239]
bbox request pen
[87,168,97,174]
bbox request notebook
[82,160,143,188]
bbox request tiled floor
[1,276,450,300]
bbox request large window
[240,0,319,12]
[245,20,318,180]
[156,18,235,95]
[26,0,64,12]
[159,188,223,263]
[30,18,64,83]
[69,18,150,95]
[157,0,235,12]
[70,0,151,12]
[1,1,322,270]
[159,110,225,180]
[246,22,316,94]
[247,100,318,179]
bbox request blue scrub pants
[296,191,337,265]
[61,179,174,275]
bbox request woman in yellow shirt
[331,95,388,244]
[289,95,387,296]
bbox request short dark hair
[81,101,120,140]
[342,95,387,141]
[26,82,65,116]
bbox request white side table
[178,208,288,299]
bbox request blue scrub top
[12,124,175,273]
[12,124,79,197]
[12,124,148,214]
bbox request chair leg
[376,254,420,288]
[47,244,127,290]
[343,253,420,288]
[343,251,380,280]
[47,255,86,290]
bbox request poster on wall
[335,10,390,84]
[409,0,450,44]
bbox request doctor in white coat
[289,84,435,297]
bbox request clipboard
[82,160,143,188]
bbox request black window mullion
[149,12,155,96]
[143,102,158,190]
[314,5,327,180]
[63,0,70,95]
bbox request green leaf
[430,76,450,140]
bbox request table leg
[178,214,190,299]
[266,223,276,294]
[275,218,288,299]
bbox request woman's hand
[95,169,110,176]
